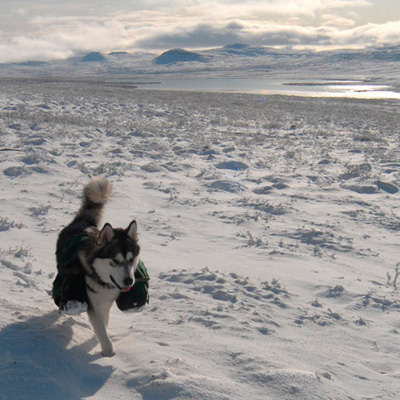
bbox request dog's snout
[124,277,134,287]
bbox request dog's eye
[128,257,134,263]
[111,259,120,266]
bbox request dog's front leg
[88,308,115,357]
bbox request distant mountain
[16,61,48,67]
[1,44,399,81]
[223,43,249,51]
[326,46,400,63]
[220,43,278,57]
[153,49,206,65]
[370,47,400,61]
[81,52,106,62]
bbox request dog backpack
[116,260,150,312]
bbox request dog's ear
[126,220,138,241]
[98,223,114,245]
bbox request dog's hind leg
[88,307,115,357]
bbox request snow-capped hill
[370,47,400,61]
[153,49,207,65]
[325,46,400,63]
[81,52,106,62]
[220,43,276,57]
[223,43,249,51]
[108,51,129,56]
[16,60,49,67]
[1,44,400,85]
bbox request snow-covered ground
[0,78,400,399]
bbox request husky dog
[55,177,140,357]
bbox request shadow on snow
[0,311,113,400]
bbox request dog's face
[92,220,140,292]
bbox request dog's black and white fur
[56,177,140,356]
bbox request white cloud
[321,14,356,28]
[0,20,132,63]
[133,17,400,51]
[331,20,400,47]
[197,0,372,19]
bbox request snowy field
[0,78,400,399]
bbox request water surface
[132,77,400,99]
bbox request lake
[131,77,400,99]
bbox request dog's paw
[101,348,116,357]
[60,300,88,315]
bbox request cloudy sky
[0,0,399,63]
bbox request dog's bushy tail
[75,177,112,226]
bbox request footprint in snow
[3,166,31,177]
[215,161,249,171]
